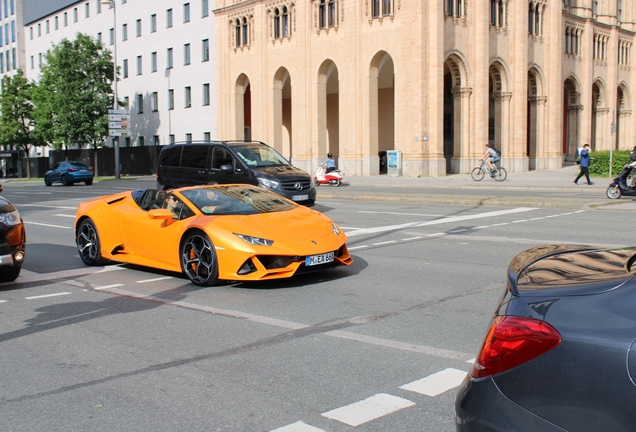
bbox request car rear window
[159,147,183,167]
[181,186,296,215]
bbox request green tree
[34,33,116,176]
[0,69,47,178]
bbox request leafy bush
[588,150,631,177]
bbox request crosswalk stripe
[322,393,415,427]
[400,368,467,396]
[270,421,325,432]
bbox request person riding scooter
[325,153,337,173]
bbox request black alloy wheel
[76,219,109,266]
[180,231,219,286]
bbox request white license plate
[292,194,308,201]
[306,252,334,266]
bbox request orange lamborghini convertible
[74,184,352,286]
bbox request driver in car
[199,189,232,214]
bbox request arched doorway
[317,60,340,167]
[488,61,511,157]
[563,77,582,160]
[527,67,546,170]
[443,53,471,174]
[616,84,631,149]
[368,51,395,175]
[591,80,608,150]
[235,74,251,141]
[273,68,292,158]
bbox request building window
[168,89,174,110]
[139,136,145,146]
[153,135,160,146]
[282,7,289,36]
[169,134,175,143]
[109,28,114,45]
[85,2,90,18]
[185,133,192,142]
[184,43,191,65]
[184,3,190,22]
[73,7,78,23]
[97,0,101,14]
[151,14,157,32]
[167,8,173,28]
[64,12,68,26]
[204,132,210,142]
[151,51,157,72]
[185,86,191,108]
[46,20,49,34]
[136,19,141,37]
[136,55,142,75]
[11,20,14,41]
[167,47,173,68]
[202,0,209,17]
[122,58,128,78]
[617,0,623,21]
[202,38,209,61]
[152,91,158,111]
[97,32,102,43]
[490,0,506,28]
[592,0,598,15]
[30,26,33,40]
[274,8,280,38]
[618,39,631,66]
[592,33,607,61]
[446,0,463,18]
[372,0,392,18]
[242,17,249,43]
[564,24,581,56]
[528,2,544,36]
[37,23,41,36]
[137,94,144,113]
[30,55,33,69]
[38,53,42,66]
[203,83,210,105]
[320,0,337,27]
[123,96,129,108]
[55,16,59,30]
[122,23,127,41]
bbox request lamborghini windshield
[181,185,296,215]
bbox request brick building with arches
[213,0,636,177]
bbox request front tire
[607,186,621,199]
[471,167,485,181]
[44,178,52,186]
[76,219,109,266]
[0,266,21,282]
[181,231,218,286]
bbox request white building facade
[21,0,217,151]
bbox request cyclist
[480,144,500,173]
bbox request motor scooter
[315,163,343,187]
[606,163,636,199]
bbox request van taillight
[471,316,561,379]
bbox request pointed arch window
[491,0,507,28]
[372,0,391,18]
[446,0,462,17]
[274,8,281,38]
[282,6,289,37]
[242,17,249,44]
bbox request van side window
[212,147,234,169]
[160,147,182,167]
[180,145,209,169]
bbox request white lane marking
[94,284,124,291]
[348,245,369,251]
[136,276,174,284]
[372,241,396,246]
[471,226,489,230]
[24,221,72,229]
[529,217,544,221]
[448,229,468,233]
[0,300,7,303]
[491,222,509,226]
[326,330,472,361]
[271,421,325,432]
[25,292,72,300]
[399,368,468,397]
[427,232,445,237]
[346,207,537,237]
[322,393,415,427]
[511,220,528,223]
[545,214,561,218]
[54,214,76,218]
[358,211,442,217]
[401,236,422,241]
[338,226,363,230]
[17,204,78,210]
[97,265,126,273]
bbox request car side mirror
[220,164,234,172]
[148,209,173,220]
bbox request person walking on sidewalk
[574,144,593,185]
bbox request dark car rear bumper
[455,376,566,432]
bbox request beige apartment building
[213,0,636,177]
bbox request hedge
[588,150,631,177]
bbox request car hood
[252,165,311,179]
[508,244,636,296]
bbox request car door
[209,146,236,184]
[120,192,189,268]
[51,163,65,182]
[179,145,212,186]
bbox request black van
[156,140,316,206]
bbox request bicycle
[471,160,507,182]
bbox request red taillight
[471,316,561,379]
[68,168,78,172]
[88,167,94,171]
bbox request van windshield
[232,144,289,167]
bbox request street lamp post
[100,0,120,179]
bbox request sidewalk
[317,165,636,211]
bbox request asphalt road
[0,179,633,431]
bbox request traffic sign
[108,114,129,121]
[108,121,130,129]
[108,109,130,115]
[109,129,130,137]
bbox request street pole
[101,0,120,178]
